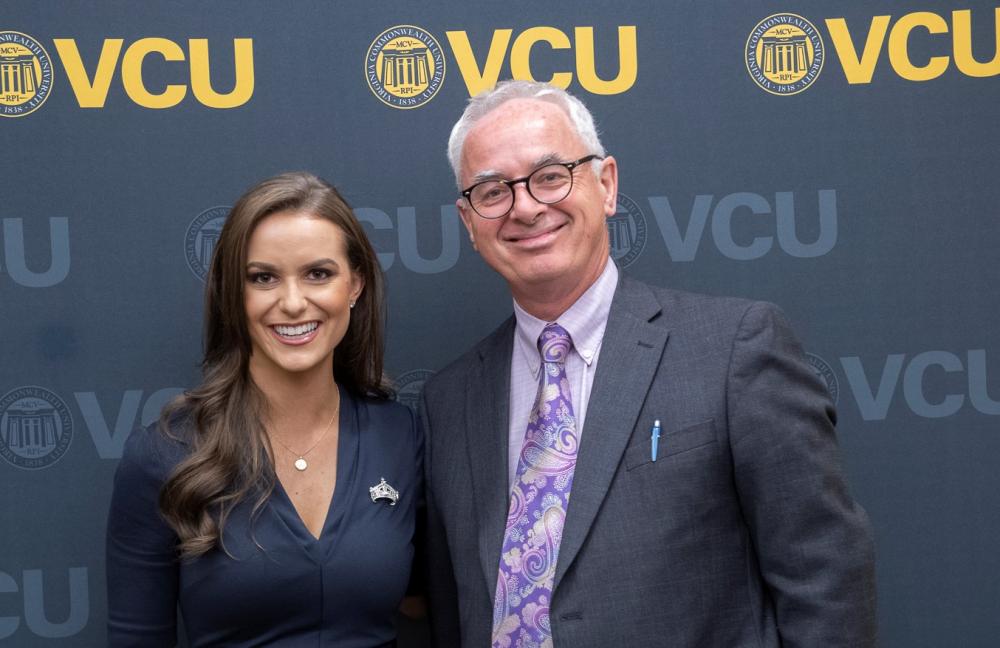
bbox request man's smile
[504,221,568,248]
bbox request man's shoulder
[618,274,763,327]
[621,275,804,364]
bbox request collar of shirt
[512,258,619,377]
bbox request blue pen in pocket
[651,419,662,462]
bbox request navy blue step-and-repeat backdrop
[3,1,998,645]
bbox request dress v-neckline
[270,388,358,558]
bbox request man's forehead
[461,98,581,174]
[473,97,571,132]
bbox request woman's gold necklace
[270,399,339,472]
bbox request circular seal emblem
[184,206,229,281]
[394,369,435,413]
[0,386,73,469]
[609,193,647,268]
[746,14,824,95]
[0,31,54,118]
[365,25,445,109]
[806,353,840,405]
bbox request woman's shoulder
[118,411,194,485]
[358,393,412,422]
[352,392,421,447]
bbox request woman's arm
[106,424,181,647]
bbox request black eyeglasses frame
[460,154,605,220]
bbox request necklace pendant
[294,457,308,471]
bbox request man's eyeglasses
[460,154,604,220]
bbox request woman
[106,172,421,647]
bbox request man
[421,80,876,647]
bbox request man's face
[457,99,617,302]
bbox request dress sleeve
[727,302,877,647]
[106,424,182,647]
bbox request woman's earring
[349,300,356,309]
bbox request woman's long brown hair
[158,171,390,558]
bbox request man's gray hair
[446,80,606,190]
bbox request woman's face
[243,210,363,384]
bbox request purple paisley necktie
[493,323,579,648]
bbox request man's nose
[507,182,545,223]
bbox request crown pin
[369,477,399,506]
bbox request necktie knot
[538,323,572,363]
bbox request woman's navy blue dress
[106,389,421,647]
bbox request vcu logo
[0,32,53,117]
[366,26,445,109]
[0,386,73,470]
[54,37,254,108]
[608,193,647,268]
[2,34,254,112]
[746,14,825,94]
[394,369,436,413]
[446,26,638,96]
[185,206,229,281]
[826,7,1000,83]
[747,7,1000,91]
[365,24,637,106]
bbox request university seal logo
[394,369,435,413]
[746,14,824,95]
[0,31,54,117]
[806,353,840,405]
[365,26,445,109]
[608,193,647,268]
[185,206,229,281]
[0,386,73,469]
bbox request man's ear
[457,198,478,251]
[599,155,619,217]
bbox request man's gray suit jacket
[421,274,877,647]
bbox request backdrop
[2,1,998,645]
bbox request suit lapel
[554,277,670,589]
[465,318,515,592]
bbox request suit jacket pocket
[625,419,716,471]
